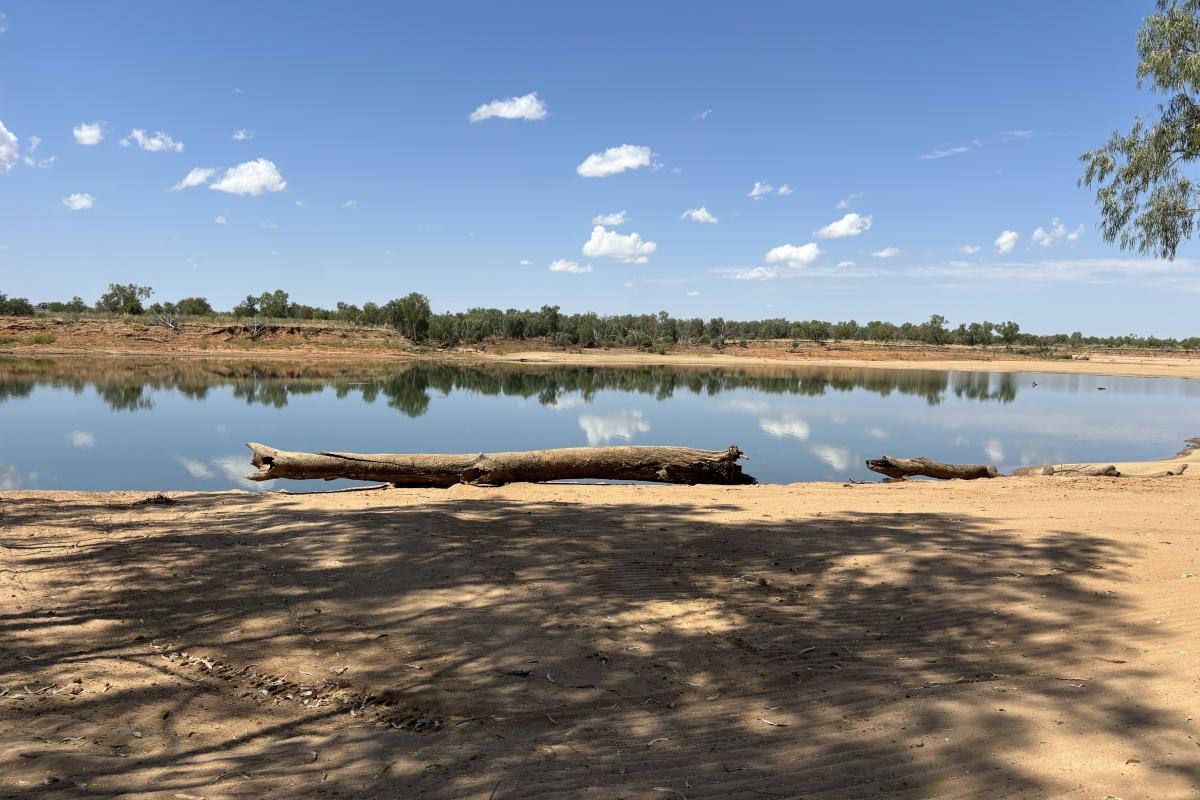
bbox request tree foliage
[0,292,35,316]
[95,283,153,315]
[1080,0,1200,258]
[384,292,432,342]
[257,289,291,319]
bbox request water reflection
[0,356,1197,490]
[578,410,651,445]
[0,357,1030,414]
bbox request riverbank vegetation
[3,285,1198,351]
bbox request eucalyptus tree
[1080,0,1200,258]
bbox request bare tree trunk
[245,442,755,486]
[1029,464,1121,477]
[865,456,1000,481]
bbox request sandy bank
[491,348,1200,379]
[2,477,1197,798]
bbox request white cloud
[765,242,821,267]
[835,192,861,209]
[960,244,982,254]
[994,230,1019,254]
[694,109,712,121]
[260,221,277,229]
[0,13,7,34]
[342,199,357,208]
[919,144,971,160]
[232,128,255,140]
[984,439,1006,463]
[578,410,650,446]
[681,206,718,224]
[582,225,657,263]
[814,212,872,239]
[73,122,104,146]
[872,246,900,258]
[67,430,95,449]
[592,210,629,226]
[908,256,1200,287]
[519,259,532,266]
[20,136,56,168]
[747,180,774,199]
[686,290,700,296]
[723,266,779,281]
[169,167,216,191]
[0,121,18,172]
[294,200,308,208]
[777,184,793,196]
[1001,130,1035,142]
[549,258,593,274]
[469,92,548,123]
[576,144,652,177]
[810,444,852,471]
[758,414,810,440]
[865,426,889,440]
[209,158,286,195]
[1032,217,1084,247]
[120,129,184,153]
[836,260,856,268]
[215,215,227,224]
[719,255,1200,289]
[62,193,94,211]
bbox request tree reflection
[0,356,1029,416]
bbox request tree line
[2,284,1197,350]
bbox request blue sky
[0,1,1195,336]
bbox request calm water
[1,357,1197,491]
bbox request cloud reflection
[0,464,20,489]
[810,444,852,471]
[66,430,95,449]
[578,410,650,446]
[759,414,811,441]
[174,454,273,491]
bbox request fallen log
[1025,463,1189,478]
[865,456,999,481]
[245,442,755,486]
[1033,464,1121,477]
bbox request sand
[491,349,1200,380]
[3,475,1199,799]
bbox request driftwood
[1033,464,1121,477]
[865,456,999,481]
[245,442,755,486]
[1028,463,1189,478]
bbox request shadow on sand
[0,490,1190,798]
